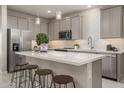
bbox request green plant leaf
[36,33,49,45]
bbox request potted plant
[73,44,80,49]
[36,33,49,52]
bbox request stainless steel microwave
[59,30,72,40]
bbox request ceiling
[8,5,98,19]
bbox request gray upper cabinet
[60,18,71,31]
[7,15,18,29]
[66,18,71,30]
[33,24,41,39]
[18,17,28,30]
[60,19,66,31]
[48,16,82,41]
[40,23,48,34]
[48,20,60,40]
[101,6,123,38]
[53,21,60,40]
[29,19,35,39]
[29,19,35,32]
[48,22,54,41]
[71,16,81,39]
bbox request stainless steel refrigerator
[7,28,32,73]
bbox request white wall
[49,7,124,51]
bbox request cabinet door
[71,16,81,39]
[40,23,48,34]
[48,23,54,41]
[60,18,71,31]
[102,55,117,79]
[29,19,35,31]
[18,18,28,30]
[33,24,41,40]
[101,9,111,38]
[29,19,35,39]
[101,6,122,38]
[7,15,18,29]
[110,6,122,37]
[53,21,60,40]
[66,18,71,30]
[60,19,66,31]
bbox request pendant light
[56,11,62,20]
[35,17,40,24]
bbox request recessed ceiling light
[48,10,52,13]
[88,5,92,8]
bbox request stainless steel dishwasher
[102,54,117,81]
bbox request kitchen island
[15,51,105,88]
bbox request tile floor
[0,72,124,88]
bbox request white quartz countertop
[67,49,124,54]
[49,48,124,54]
[15,51,105,66]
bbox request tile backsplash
[48,39,124,51]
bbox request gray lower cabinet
[7,15,18,29]
[101,6,123,38]
[102,55,117,80]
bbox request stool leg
[54,83,56,88]
[39,75,42,88]
[72,81,76,88]
[25,70,27,88]
[30,70,33,88]
[28,70,30,88]
[10,72,15,86]
[43,76,45,88]
[64,84,67,88]
[33,73,36,88]
[59,84,61,88]
[47,75,48,88]
[50,80,53,88]
[16,72,18,88]
[19,71,22,88]
[19,71,24,88]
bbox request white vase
[40,43,48,52]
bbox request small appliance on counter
[106,44,118,51]
[73,44,80,49]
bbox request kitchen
[0,5,124,88]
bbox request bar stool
[25,64,39,88]
[16,62,28,68]
[10,62,28,87]
[33,69,53,88]
[52,75,76,88]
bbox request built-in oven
[59,30,72,40]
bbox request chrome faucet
[88,36,94,50]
